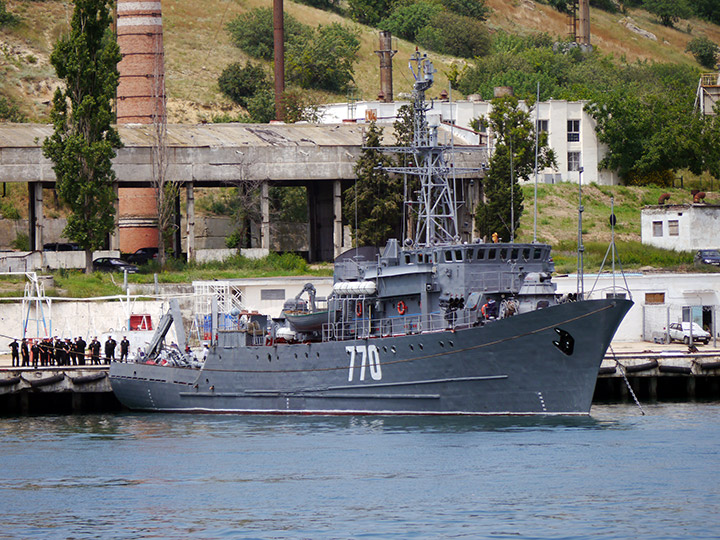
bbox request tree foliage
[286,23,360,92]
[379,1,443,43]
[440,0,489,20]
[226,8,310,60]
[347,0,394,26]
[418,11,491,58]
[643,0,692,28]
[474,95,555,241]
[0,0,18,27]
[42,0,121,272]
[685,36,719,70]
[218,61,270,107]
[344,123,403,247]
[0,95,25,122]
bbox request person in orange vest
[491,232,499,243]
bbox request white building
[641,204,720,251]
[318,98,619,185]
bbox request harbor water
[1,403,719,540]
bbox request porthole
[391,346,397,354]
[439,341,444,347]
[409,344,414,351]
[419,344,424,350]
[294,353,298,359]
[383,346,388,352]
[449,340,454,347]
[267,354,272,362]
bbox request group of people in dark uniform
[9,336,131,368]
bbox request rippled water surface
[1,403,719,539]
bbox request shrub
[286,23,360,92]
[418,12,491,58]
[379,1,442,42]
[246,89,276,123]
[293,0,342,10]
[11,232,29,251]
[685,36,719,69]
[282,90,321,123]
[347,0,394,26]
[0,95,25,122]
[226,8,310,60]
[218,61,270,107]
[0,0,19,27]
[441,0,489,20]
[625,169,674,188]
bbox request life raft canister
[397,300,407,315]
[356,301,363,317]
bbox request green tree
[0,95,25,122]
[418,11,491,58]
[347,0,394,26]
[643,0,692,28]
[379,1,442,42]
[441,0,489,20]
[218,61,270,107]
[42,0,121,273]
[226,8,310,60]
[286,23,360,92]
[344,122,403,247]
[475,95,555,241]
[685,36,719,69]
[0,0,19,27]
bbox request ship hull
[109,298,632,415]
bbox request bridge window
[522,248,530,260]
[445,250,453,262]
[511,248,519,260]
[455,250,463,261]
[499,248,507,260]
[476,249,485,260]
[487,249,496,260]
[533,248,542,260]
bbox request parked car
[93,257,139,274]
[666,322,711,345]
[127,247,159,265]
[694,249,720,266]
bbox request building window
[668,220,679,236]
[261,289,285,300]
[537,119,548,133]
[568,151,581,171]
[652,221,663,237]
[567,119,580,142]
[645,292,665,304]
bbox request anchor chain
[609,346,645,416]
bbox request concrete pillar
[173,188,181,257]
[261,181,270,251]
[186,182,195,262]
[333,180,343,259]
[28,182,43,251]
[109,181,119,251]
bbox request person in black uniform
[21,338,29,367]
[90,337,101,365]
[77,336,87,366]
[104,336,117,364]
[31,340,40,368]
[119,336,130,362]
[10,339,20,367]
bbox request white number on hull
[346,345,382,382]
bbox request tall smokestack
[274,0,285,121]
[116,0,165,253]
[578,0,590,46]
[375,31,396,103]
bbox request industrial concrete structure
[1,122,483,263]
[116,0,166,253]
[641,203,720,252]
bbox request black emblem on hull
[553,328,575,355]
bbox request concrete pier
[0,364,120,415]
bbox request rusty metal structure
[375,31,397,103]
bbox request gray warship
[109,52,632,415]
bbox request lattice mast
[382,51,480,246]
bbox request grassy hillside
[2,0,720,122]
